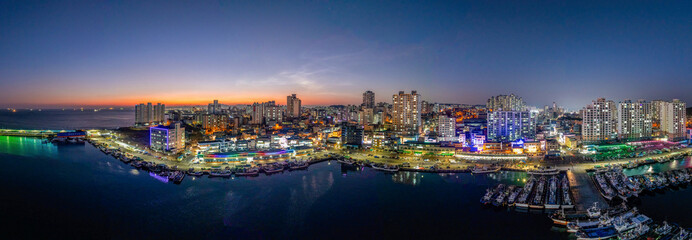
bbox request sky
[1,0,691,110]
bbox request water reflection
[0,136,58,157]
[392,171,422,186]
[623,157,690,176]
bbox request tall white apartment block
[657,99,687,141]
[617,99,652,141]
[392,90,421,135]
[581,98,617,143]
[437,114,457,142]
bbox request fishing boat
[529,177,546,209]
[576,226,619,240]
[655,221,674,236]
[545,176,560,209]
[618,223,650,240]
[527,167,560,175]
[289,161,309,170]
[567,219,603,233]
[593,173,616,201]
[471,165,501,174]
[586,203,601,219]
[236,167,260,177]
[550,209,590,226]
[480,188,495,205]
[209,170,232,178]
[263,164,284,174]
[372,164,399,172]
[561,176,574,209]
[673,228,689,240]
[337,159,357,166]
[493,185,512,207]
[515,177,535,208]
[506,187,522,206]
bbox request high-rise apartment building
[617,100,652,141]
[264,103,283,123]
[250,101,282,125]
[392,90,421,135]
[487,111,536,142]
[657,99,687,141]
[358,108,374,126]
[437,114,457,142]
[286,94,301,119]
[135,102,165,126]
[362,90,375,108]
[581,98,617,143]
[487,94,526,112]
[208,99,220,114]
[202,114,229,134]
[251,102,266,125]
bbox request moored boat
[236,167,260,177]
[209,170,232,178]
[528,167,560,176]
[472,165,501,174]
[576,225,618,240]
[372,164,399,172]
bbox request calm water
[0,136,564,239]
[0,109,133,129]
[1,136,690,239]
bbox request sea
[0,109,690,239]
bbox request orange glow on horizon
[12,94,360,107]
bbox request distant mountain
[688,107,692,116]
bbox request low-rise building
[150,122,185,153]
[398,141,455,156]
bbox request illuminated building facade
[487,94,526,112]
[657,99,687,141]
[581,98,617,144]
[437,114,457,142]
[202,114,229,134]
[487,111,536,142]
[617,99,652,141]
[150,122,185,152]
[392,90,421,135]
[341,122,363,148]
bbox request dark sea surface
[0,109,133,130]
[0,111,690,239]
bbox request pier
[567,168,607,211]
[0,129,71,137]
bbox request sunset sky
[1,1,691,110]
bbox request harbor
[3,125,692,240]
[1,134,691,239]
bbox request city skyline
[2,1,692,110]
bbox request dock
[567,167,607,211]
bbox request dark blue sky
[1,0,691,110]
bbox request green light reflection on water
[0,136,58,158]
